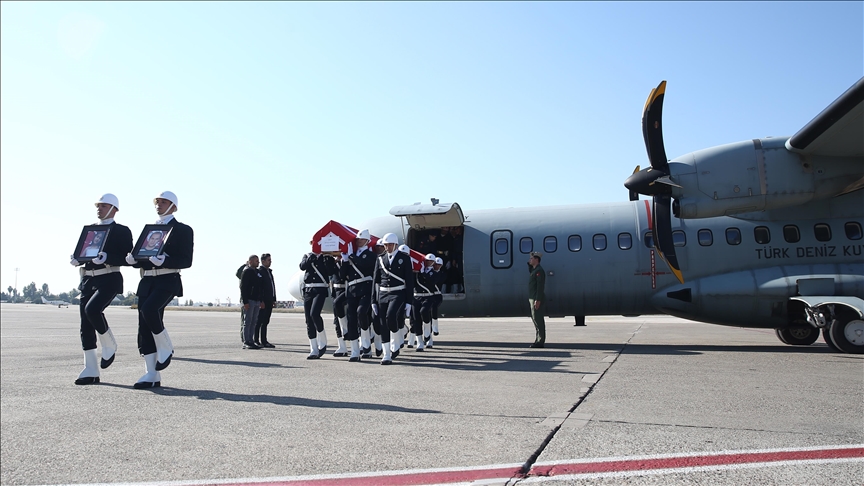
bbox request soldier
[339,229,375,362]
[372,233,414,365]
[527,251,546,348]
[299,248,337,359]
[429,256,446,347]
[330,259,348,357]
[124,191,194,389]
[410,254,438,352]
[365,239,387,358]
[70,194,133,385]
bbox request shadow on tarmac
[172,356,299,368]
[438,341,834,355]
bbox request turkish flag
[311,220,422,270]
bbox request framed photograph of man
[73,225,112,264]
[132,224,173,260]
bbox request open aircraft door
[389,202,465,234]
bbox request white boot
[381,343,393,365]
[428,334,434,348]
[360,328,371,352]
[134,353,161,389]
[349,340,361,362]
[307,338,320,360]
[98,328,117,369]
[423,322,432,341]
[415,333,425,351]
[339,316,349,336]
[75,349,100,385]
[316,329,328,355]
[334,336,347,357]
[373,333,382,357]
[152,329,173,371]
[407,332,416,348]
[432,318,439,335]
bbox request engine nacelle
[669,137,863,219]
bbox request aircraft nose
[287,270,304,302]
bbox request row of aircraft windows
[494,222,863,255]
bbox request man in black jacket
[125,191,193,389]
[255,253,277,348]
[240,255,264,349]
[70,193,133,385]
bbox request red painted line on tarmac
[208,465,523,486]
[531,446,864,478]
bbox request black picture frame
[132,224,174,261]
[74,225,112,264]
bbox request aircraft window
[698,229,713,246]
[495,238,509,255]
[846,222,863,241]
[672,230,686,247]
[754,226,770,244]
[543,236,557,253]
[726,227,741,245]
[783,225,800,243]
[643,231,654,248]
[520,237,533,254]
[814,224,832,242]
[593,234,607,251]
[568,235,582,252]
[618,233,632,250]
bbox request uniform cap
[425,253,436,261]
[530,251,542,259]
[155,191,178,208]
[95,193,119,210]
[356,229,370,240]
[381,233,399,245]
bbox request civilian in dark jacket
[256,253,277,348]
[240,255,264,349]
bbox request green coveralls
[528,264,546,344]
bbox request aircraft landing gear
[822,327,839,351]
[827,313,864,355]
[775,327,820,346]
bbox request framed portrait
[132,224,174,260]
[74,225,112,264]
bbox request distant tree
[22,282,37,302]
[41,283,49,297]
[207,302,213,307]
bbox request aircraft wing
[786,77,864,157]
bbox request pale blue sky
[2,2,862,303]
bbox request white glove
[347,242,353,255]
[70,255,80,266]
[341,252,349,262]
[125,253,136,265]
[149,254,166,266]
[405,303,412,314]
[372,304,378,316]
[91,252,107,265]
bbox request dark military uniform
[372,250,414,361]
[299,253,337,340]
[340,245,375,343]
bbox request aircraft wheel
[774,329,790,345]
[775,327,819,346]
[822,328,839,352]
[828,316,864,354]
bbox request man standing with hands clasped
[527,251,546,348]
[240,255,264,349]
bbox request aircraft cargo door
[490,230,512,269]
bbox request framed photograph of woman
[73,225,112,264]
[132,224,174,260]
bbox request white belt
[140,268,180,277]
[380,285,405,292]
[347,276,373,286]
[304,283,329,288]
[414,292,434,297]
[80,267,121,277]
[332,284,346,289]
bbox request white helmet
[425,253,436,261]
[398,244,410,254]
[155,191,178,208]
[356,229,370,240]
[375,239,384,246]
[435,257,443,265]
[381,233,399,245]
[95,193,119,210]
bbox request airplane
[41,296,70,308]
[288,78,864,354]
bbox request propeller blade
[653,195,684,283]
[642,80,669,173]
[629,166,641,201]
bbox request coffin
[311,220,424,270]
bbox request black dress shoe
[427,344,433,349]
[155,354,172,371]
[529,342,545,348]
[360,346,371,355]
[243,342,261,349]
[261,342,275,348]
[392,349,400,359]
[375,348,383,357]
[380,359,392,365]
[416,347,424,352]
[424,336,430,344]
[74,376,100,385]
[317,345,327,357]
[333,351,347,357]
[433,332,439,336]
[307,352,320,360]
[348,356,361,362]
[100,355,115,369]
[133,380,161,389]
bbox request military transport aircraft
[288,78,864,354]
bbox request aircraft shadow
[437,341,835,355]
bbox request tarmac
[1,303,862,485]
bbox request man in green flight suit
[527,251,546,348]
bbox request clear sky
[2,2,862,304]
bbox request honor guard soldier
[372,234,414,365]
[299,248,338,359]
[70,194,133,385]
[330,260,348,357]
[366,239,387,358]
[429,256,446,347]
[125,191,194,389]
[411,253,439,352]
[339,229,375,362]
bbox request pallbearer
[429,256,446,348]
[70,194,133,385]
[330,259,348,357]
[125,191,194,389]
[299,248,337,359]
[339,229,375,362]
[372,234,414,365]
[411,253,438,352]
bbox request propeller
[624,81,684,283]
[628,166,640,201]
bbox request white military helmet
[435,257,443,265]
[398,244,410,254]
[95,193,119,210]
[356,229,370,240]
[375,239,384,246]
[381,233,399,245]
[155,190,179,208]
[425,253,436,261]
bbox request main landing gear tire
[775,327,820,346]
[822,328,840,351]
[828,316,864,355]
